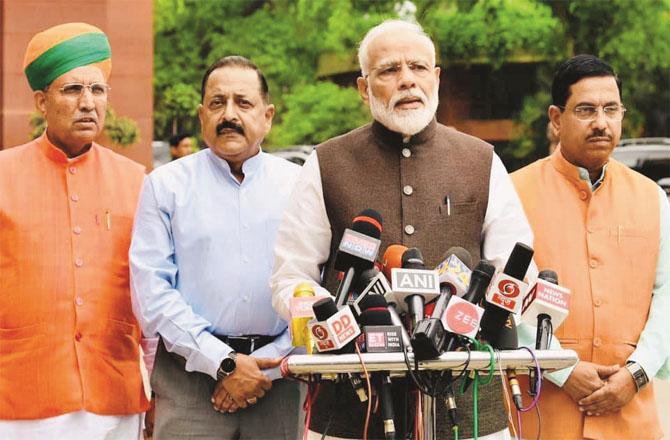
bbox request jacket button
[403,185,413,196]
[593,337,602,347]
[594,298,602,307]
[75,258,84,267]
[69,166,77,175]
[402,148,411,158]
[579,191,588,200]
[75,332,82,341]
[404,225,415,235]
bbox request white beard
[368,86,439,136]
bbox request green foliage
[153,0,400,145]
[104,107,140,146]
[427,0,563,67]
[29,105,139,147]
[269,82,370,147]
[153,0,669,161]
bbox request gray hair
[357,19,436,76]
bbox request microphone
[310,297,367,402]
[358,294,398,440]
[333,209,383,307]
[289,282,321,353]
[388,248,440,331]
[352,267,390,315]
[442,260,495,350]
[521,269,570,350]
[310,298,361,353]
[434,246,473,298]
[411,247,474,360]
[479,243,534,346]
[381,244,407,281]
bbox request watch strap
[625,361,649,392]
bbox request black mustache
[216,121,244,135]
[587,129,611,140]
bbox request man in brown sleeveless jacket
[271,20,541,440]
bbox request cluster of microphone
[287,208,572,437]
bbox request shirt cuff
[183,332,232,380]
[545,364,575,387]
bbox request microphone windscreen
[381,244,407,280]
[312,297,338,321]
[401,247,425,269]
[538,269,558,285]
[441,246,473,270]
[358,294,393,326]
[503,243,534,280]
[354,267,380,293]
[352,209,383,239]
[473,259,496,279]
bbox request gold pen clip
[106,210,111,230]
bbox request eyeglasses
[558,104,626,121]
[57,82,111,98]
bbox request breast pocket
[430,200,481,249]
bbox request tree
[153,0,669,161]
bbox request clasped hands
[563,360,637,416]
[210,354,282,413]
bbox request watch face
[221,356,236,374]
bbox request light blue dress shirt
[130,148,299,380]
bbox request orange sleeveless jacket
[512,147,662,440]
[0,134,149,419]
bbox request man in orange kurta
[0,23,148,438]
[512,55,669,439]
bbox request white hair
[357,19,436,76]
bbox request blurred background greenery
[153,0,669,170]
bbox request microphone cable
[512,347,542,440]
[456,338,496,440]
[354,343,373,440]
[497,356,518,440]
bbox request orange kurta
[511,147,662,440]
[0,134,149,419]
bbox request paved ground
[656,379,670,439]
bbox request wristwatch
[216,351,237,380]
[625,361,649,392]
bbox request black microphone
[401,248,428,331]
[479,243,534,346]
[333,209,383,307]
[358,294,398,440]
[411,248,473,360]
[443,260,496,352]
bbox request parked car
[270,145,314,165]
[152,140,171,168]
[611,138,670,199]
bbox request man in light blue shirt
[130,56,301,439]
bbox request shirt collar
[205,147,264,186]
[371,118,437,151]
[37,131,94,165]
[550,144,609,192]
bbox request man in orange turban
[0,23,149,439]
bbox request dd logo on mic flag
[442,296,484,338]
[310,323,336,351]
[486,273,528,314]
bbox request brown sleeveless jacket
[311,119,508,438]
